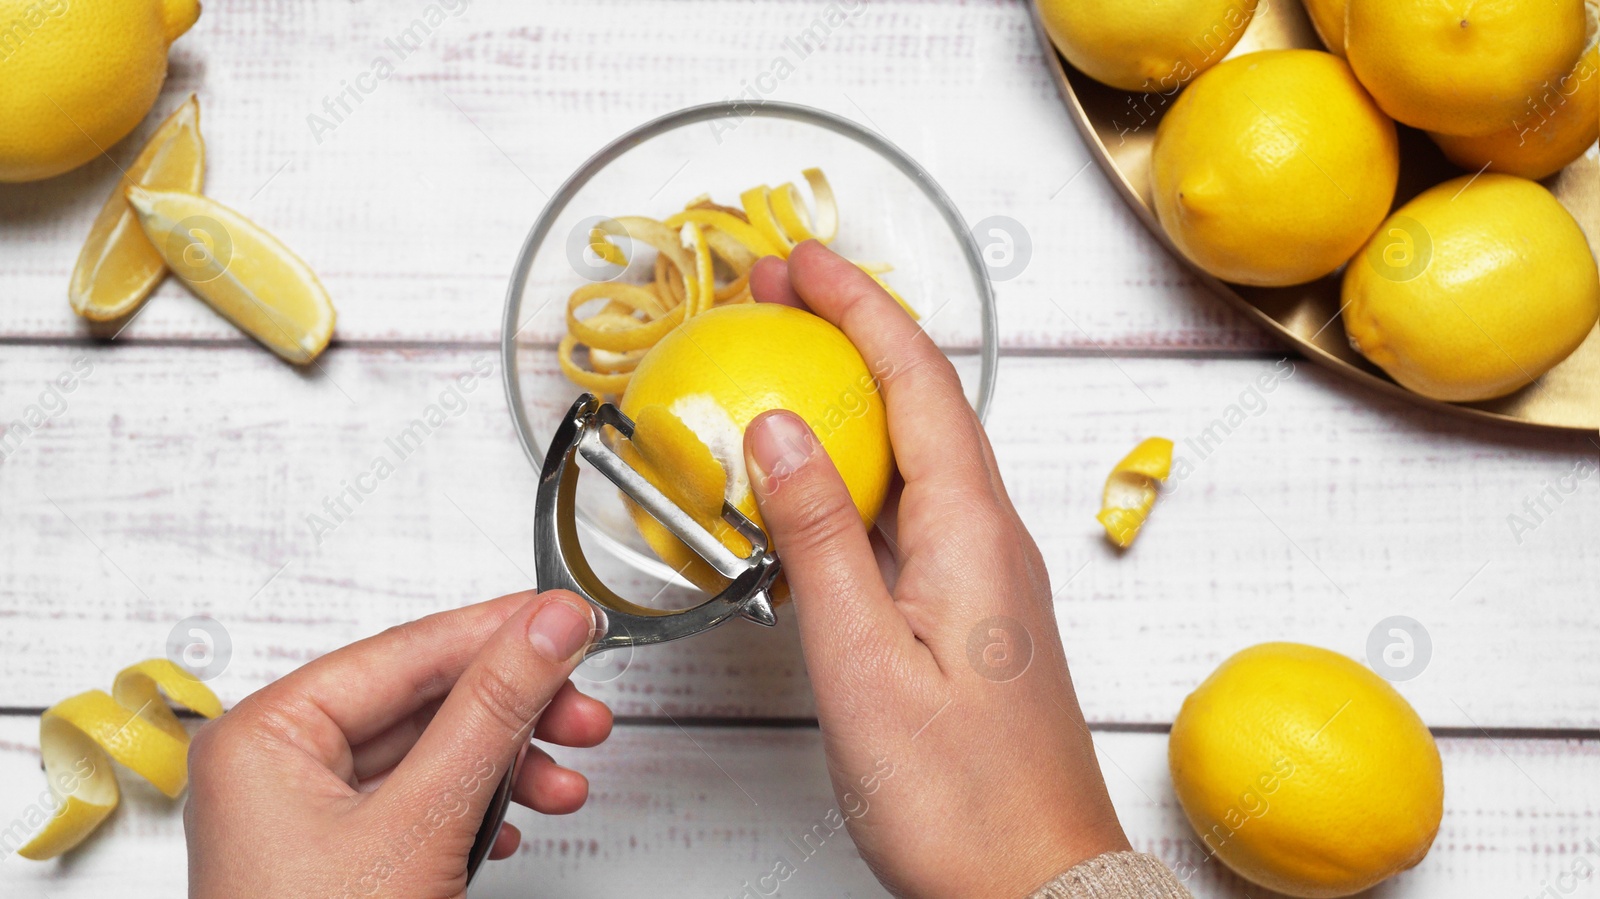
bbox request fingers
[513,747,590,815]
[242,592,535,773]
[783,240,998,509]
[745,411,925,679]
[749,255,805,308]
[374,591,596,825]
[488,822,521,860]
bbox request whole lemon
[1151,49,1399,287]
[1429,1,1600,180]
[1037,0,1258,93]
[1169,643,1443,899]
[0,0,201,183]
[1342,174,1600,402]
[1347,0,1587,137]
[619,303,893,594]
[1302,0,1348,55]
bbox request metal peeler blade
[467,393,781,883]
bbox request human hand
[184,591,610,898]
[744,242,1130,899]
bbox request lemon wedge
[1096,437,1173,548]
[17,659,222,860]
[68,94,206,322]
[124,187,337,364]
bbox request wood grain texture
[2,344,1594,727]
[0,0,1267,351]
[1,717,1595,898]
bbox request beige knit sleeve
[1028,851,1195,899]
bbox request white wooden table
[3,2,1597,896]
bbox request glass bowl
[502,101,998,592]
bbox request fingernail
[748,411,816,493]
[528,601,592,662]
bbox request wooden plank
[0,0,1267,352]
[1,717,1595,897]
[2,344,1595,726]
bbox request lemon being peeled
[618,303,893,596]
[1150,49,1399,287]
[1037,0,1258,93]
[0,0,201,183]
[1347,0,1588,137]
[1169,642,1443,898]
[1342,174,1600,402]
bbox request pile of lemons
[1041,0,1600,403]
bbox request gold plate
[1029,0,1600,432]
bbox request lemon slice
[124,187,337,364]
[1096,437,1173,548]
[17,659,222,860]
[68,95,206,322]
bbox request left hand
[184,590,611,898]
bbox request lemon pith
[0,0,201,182]
[1341,173,1600,402]
[618,303,892,596]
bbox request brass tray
[1029,0,1600,432]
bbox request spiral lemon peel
[1097,437,1174,548]
[560,168,913,396]
[17,658,222,860]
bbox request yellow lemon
[1303,0,1348,55]
[0,0,201,183]
[1347,0,1588,137]
[1342,173,1600,402]
[1151,49,1399,287]
[1429,2,1600,180]
[619,303,892,595]
[1169,643,1443,898]
[1037,0,1259,93]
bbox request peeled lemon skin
[1151,49,1399,287]
[1346,0,1588,137]
[1037,0,1258,93]
[618,303,893,595]
[1169,642,1443,899]
[0,0,200,183]
[1342,173,1600,402]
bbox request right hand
[744,241,1130,899]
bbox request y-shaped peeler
[466,393,781,882]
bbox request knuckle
[780,481,862,553]
[466,662,543,738]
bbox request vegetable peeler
[466,393,781,882]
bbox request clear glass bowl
[502,101,998,591]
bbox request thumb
[373,591,595,828]
[745,411,906,663]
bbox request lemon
[1037,0,1259,93]
[1342,173,1600,402]
[1302,0,1347,55]
[1151,49,1399,287]
[0,0,201,183]
[69,94,205,321]
[1169,643,1443,898]
[1347,0,1588,137]
[125,187,337,364]
[618,303,892,595]
[1429,2,1600,180]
